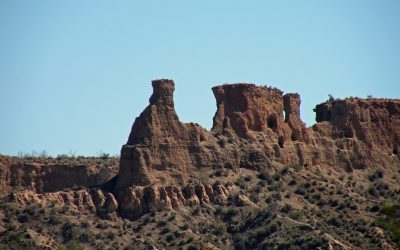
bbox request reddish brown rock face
[113,79,400,218]
[3,79,400,223]
[0,156,117,196]
[211,84,285,138]
[283,93,309,142]
[10,189,118,215]
[127,79,181,146]
[314,98,400,155]
[211,84,310,144]
[116,79,220,190]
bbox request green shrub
[64,240,84,250]
[369,204,380,213]
[367,186,378,197]
[381,202,399,217]
[293,164,302,172]
[213,223,227,235]
[62,222,82,241]
[295,186,306,195]
[157,220,167,227]
[368,169,384,182]
[257,171,273,184]
[17,213,29,223]
[281,204,293,213]
[272,172,281,181]
[289,210,303,221]
[327,216,342,227]
[187,244,200,250]
[223,208,238,221]
[160,227,170,235]
[165,233,175,243]
[244,175,252,182]
[48,214,61,225]
[376,215,400,243]
[250,194,260,203]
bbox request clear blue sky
[1,1,399,156]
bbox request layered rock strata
[0,157,117,196]
[5,79,400,220]
[114,79,400,217]
[118,183,231,219]
[9,189,118,215]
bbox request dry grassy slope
[0,161,399,249]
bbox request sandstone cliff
[0,155,118,196]
[113,79,400,219]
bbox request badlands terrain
[0,79,399,249]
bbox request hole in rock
[267,115,278,131]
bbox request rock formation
[2,79,400,249]
[314,98,400,155]
[9,189,118,215]
[112,79,400,218]
[116,81,312,190]
[3,79,400,220]
[0,156,118,196]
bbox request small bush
[160,227,170,235]
[289,210,303,221]
[62,223,83,241]
[250,194,260,203]
[370,204,380,213]
[293,164,302,172]
[244,175,252,182]
[381,202,399,217]
[368,186,378,197]
[257,171,273,184]
[213,223,227,235]
[368,170,384,182]
[295,187,306,195]
[165,233,175,242]
[327,216,342,227]
[223,208,238,221]
[187,244,201,250]
[48,214,61,225]
[281,204,293,213]
[157,220,167,227]
[64,240,84,250]
[17,213,29,223]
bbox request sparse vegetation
[1,149,399,249]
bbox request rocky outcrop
[314,98,400,155]
[117,183,231,219]
[0,155,118,196]
[10,189,118,214]
[115,80,314,192]
[283,93,310,143]
[4,79,400,221]
[211,84,310,143]
[311,98,400,170]
[116,79,220,189]
[211,84,285,138]
[113,80,400,217]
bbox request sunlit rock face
[113,79,400,217]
